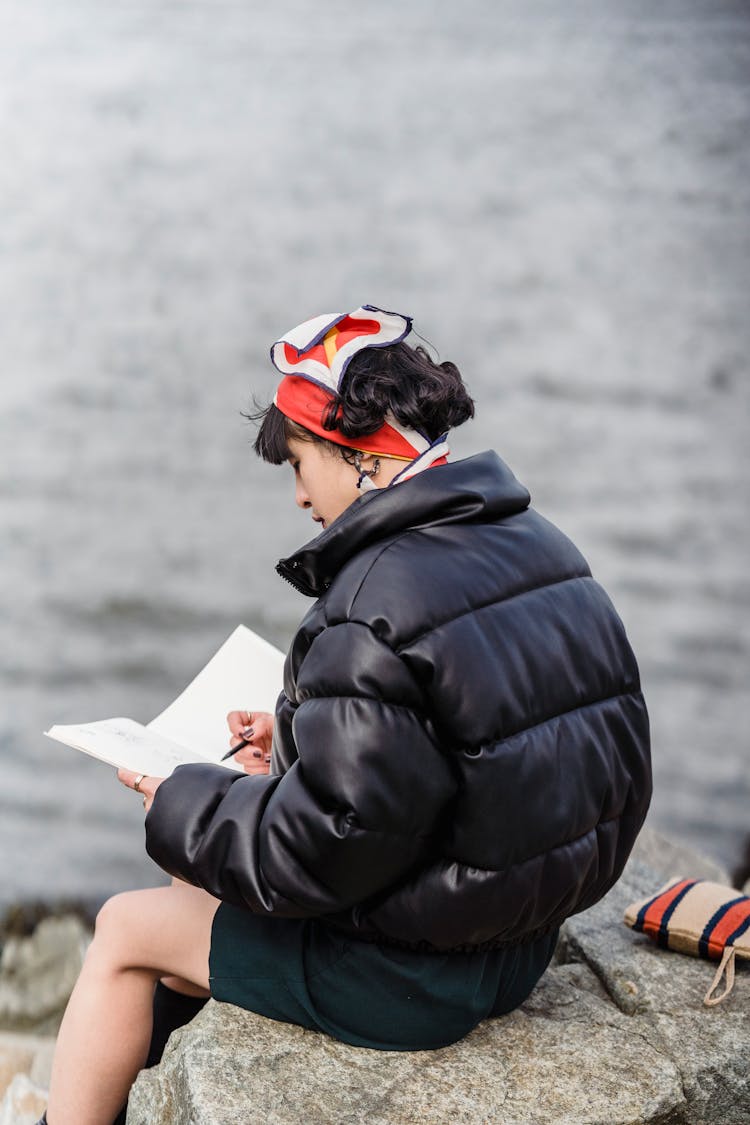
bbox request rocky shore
[2,830,748,1124]
[0,912,90,1122]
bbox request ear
[355,452,379,468]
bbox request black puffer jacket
[146,452,652,950]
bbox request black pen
[220,737,251,761]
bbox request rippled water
[1,0,748,909]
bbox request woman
[42,305,652,1124]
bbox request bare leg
[159,973,211,998]
[46,881,219,1125]
[160,879,211,998]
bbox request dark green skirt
[209,904,558,1051]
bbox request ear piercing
[354,452,381,492]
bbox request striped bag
[624,877,750,1006]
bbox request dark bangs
[250,402,315,464]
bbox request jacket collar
[276,450,531,597]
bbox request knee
[89,890,148,968]
[94,890,136,936]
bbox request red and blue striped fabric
[625,876,750,961]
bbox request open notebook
[45,625,285,777]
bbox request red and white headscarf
[270,305,450,487]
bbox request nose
[295,479,311,510]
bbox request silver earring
[354,452,381,492]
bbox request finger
[228,722,254,742]
[226,710,252,735]
[252,713,274,745]
[226,710,250,725]
[233,726,256,741]
[233,747,263,766]
[230,727,255,747]
[139,778,164,809]
[117,768,144,790]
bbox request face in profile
[286,436,362,530]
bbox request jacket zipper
[275,560,319,597]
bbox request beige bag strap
[703,945,736,1007]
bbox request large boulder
[0,915,89,1034]
[126,828,749,1124]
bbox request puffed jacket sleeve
[144,620,457,916]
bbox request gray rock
[629,831,730,886]
[546,837,749,1124]
[0,915,89,1033]
[0,1030,55,1098]
[127,828,750,1124]
[127,984,685,1125]
[558,858,719,1016]
[0,1073,48,1125]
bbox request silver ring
[142,795,147,809]
[133,774,145,794]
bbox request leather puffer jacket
[146,452,652,951]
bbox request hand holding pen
[223,710,275,776]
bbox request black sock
[145,980,209,1069]
[111,981,209,1125]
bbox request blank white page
[147,625,285,760]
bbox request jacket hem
[321,918,561,954]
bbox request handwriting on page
[51,717,203,776]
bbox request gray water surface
[1,0,749,908]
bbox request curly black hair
[251,341,474,464]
